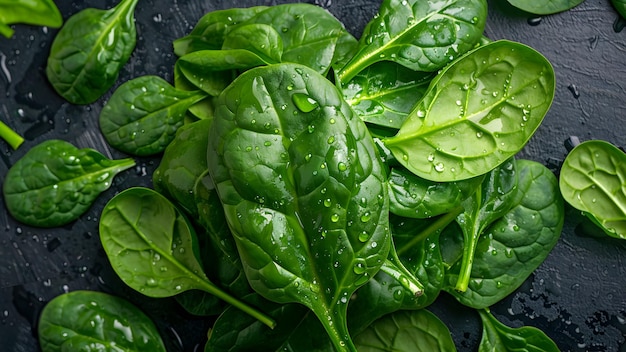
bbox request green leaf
[99,187,275,328]
[559,140,626,239]
[613,0,626,19]
[207,63,390,352]
[38,290,165,352]
[2,140,134,227]
[507,0,586,15]
[354,309,457,352]
[478,309,560,352]
[99,75,207,156]
[445,159,564,308]
[46,0,139,104]
[384,40,555,182]
[222,23,284,63]
[0,0,62,38]
[337,0,487,82]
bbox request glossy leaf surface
[338,0,487,82]
[38,290,165,352]
[99,187,275,328]
[478,309,560,352]
[507,0,585,15]
[3,140,135,227]
[207,63,390,351]
[100,75,207,156]
[445,160,564,308]
[384,40,555,181]
[46,0,139,104]
[353,309,456,352]
[613,0,626,18]
[559,140,626,239]
[0,0,62,38]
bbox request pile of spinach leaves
[2,0,583,350]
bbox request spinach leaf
[384,40,555,182]
[337,0,488,83]
[38,290,165,352]
[445,159,564,308]
[478,309,560,352]
[99,187,275,328]
[388,166,483,218]
[46,0,139,104]
[0,0,62,38]
[99,75,207,156]
[173,6,269,56]
[207,63,390,352]
[613,0,626,19]
[2,139,135,227]
[453,158,518,292]
[341,61,433,129]
[353,309,457,352]
[222,23,284,63]
[559,140,626,239]
[507,0,585,15]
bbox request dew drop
[434,163,445,172]
[292,93,318,112]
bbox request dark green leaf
[613,0,626,19]
[38,290,165,352]
[222,23,284,63]
[338,0,488,82]
[478,309,560,352]
[46,0,139,104]
[0,0,62,38]
[384,40,555,182]
[3,140,134,227]
[507,0,585,15]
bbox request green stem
[380,256,424,297]
[397,206,463,256]
[0,120,24,149]
[455,225,479,292]
[313,304,357,352]
[0,22,14,38]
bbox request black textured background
[1,0,625,351]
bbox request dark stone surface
[0,0,625,351]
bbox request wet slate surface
[1,0,625,351]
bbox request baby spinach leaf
[384,40,555,182]
[0,0,62,38]
[453,158,518,292]
[172,6,269,56]
[353,309,457,352]
[445,159,564,308]
[38,290,165,352]
[341,61,433,129]
[559,140,626,239]
[99,75,207,156]
[46,0,139,104]
[207,63,390,352]
[507,0,585,15]
[388,166,483,218]
[2,139,135,227]
[99,187,275,329]
[222,23,284,63]
[478,309,560,352]
[337,0,487,83]
[613,0,626,19]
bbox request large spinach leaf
[0,0,62,38]
[559,140,626,239]
[337,0,487,83]
[46,0,139,104]
[478,309,560,351]
[99,187,275,328]
[353,309,457,352]
[99,75,207,156]
[445,159,564,308]
[507,0,586,15]
[207,63,390,352]
[38,290,165,352]
[384,40,555,182]
[3,140,135,227]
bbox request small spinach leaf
[100,75,207,156]
[222,23,284,63]
[99,187,275,328]
[3,139,135,227]
[559,140,626,239]
[613,0,626,19]
[478,308,560,352]
[337,0,487,83]
[38,290,165,352]
[353,309,457,352]
[0,0,62,38]
[507,0,585,15]
[46,0,139,104]
[384,40,555,182]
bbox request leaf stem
[0,119,24,149]
[397,206,463,256]
[0,22,14,38]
